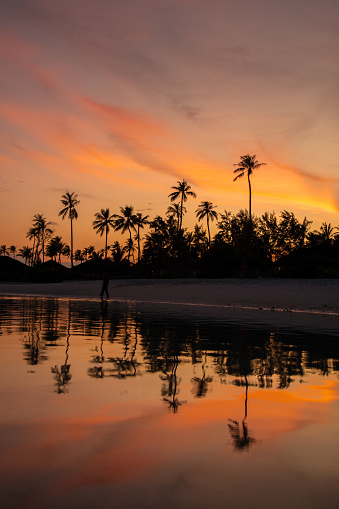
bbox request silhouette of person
[100,272,109,299]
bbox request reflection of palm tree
[161,355,184,413]
[195,201,218,246]
[168,179,196,230]
[92,208,115,259]
[191,351,213,397]
[233,154,266,225]
[51,304,72,393]
[58,191,80,268]
[228,376,256,451]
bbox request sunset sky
[1,0,339,250]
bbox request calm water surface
[0,296,338,509]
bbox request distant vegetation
[1,154,339,279]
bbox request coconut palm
[92,208,115,259]
[168,179,196,230]
[74,249,85,264]
[111,241,125,263]
[233,154,266,224]
[195,201,218,246]
[134,212,150,262]
[9,245,17,258]
[18,246,32,265]
[46,236,67,263]
[313,222,338,247]
[58,191,80,268]
[166,203,186,229]
[32,214,54,263]
[124,237,136,263]
[26,226,39,264]
[0,245,9,256]
[113,206,137,262]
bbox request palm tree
[32,214,53,263]
[195,201,218,246]
[0,245,9,256]
[124,238,136,263]
[18,246,32,265]
[58,191,80,268]
[9,245,17,258]
[134,212,150,262]
[113,206,137,262]
[26,226,39,264]
[166,203,186,229]
[46,236,67,263]
[168,179,196,230]
[92,208,115,259]
[74,249,85,264]
[313,222,338,247]
[111,241,125,263]
[233,154,266,224]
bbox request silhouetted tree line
[2,154,339,278]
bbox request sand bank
[1,278,339,332]
[0,278,338,311]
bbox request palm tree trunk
[207,216,211,246]
[42,227,45,263]
[248,173,252,224]
[180,193,184,230]
[128,227,132,261]
[105,227,108,259]
[70,218,73,268]
[137,226,141,263]
[32,236,36,266]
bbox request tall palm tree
[58,191,80,268]
[168,179,196,230]
[166,203,187,230]
[92,208,115,259]
[134,212,150,262]
[195,201,218,246]
[113,206,137,262]
[233,154,266,224]
[32,213,53,264]
[26,226,39,264]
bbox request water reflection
[0,297,338,400]
[228,376,257,451]
[1,296,339,509]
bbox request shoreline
[1,278,339,332]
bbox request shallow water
[0,296,338,509]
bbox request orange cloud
[81,97,169,141]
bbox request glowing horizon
[1,0,338,250]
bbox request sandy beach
[1,278,338,332]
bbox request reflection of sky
[1,297,339,508]
[1,1,339,248]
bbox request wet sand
[1,278,338,332]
